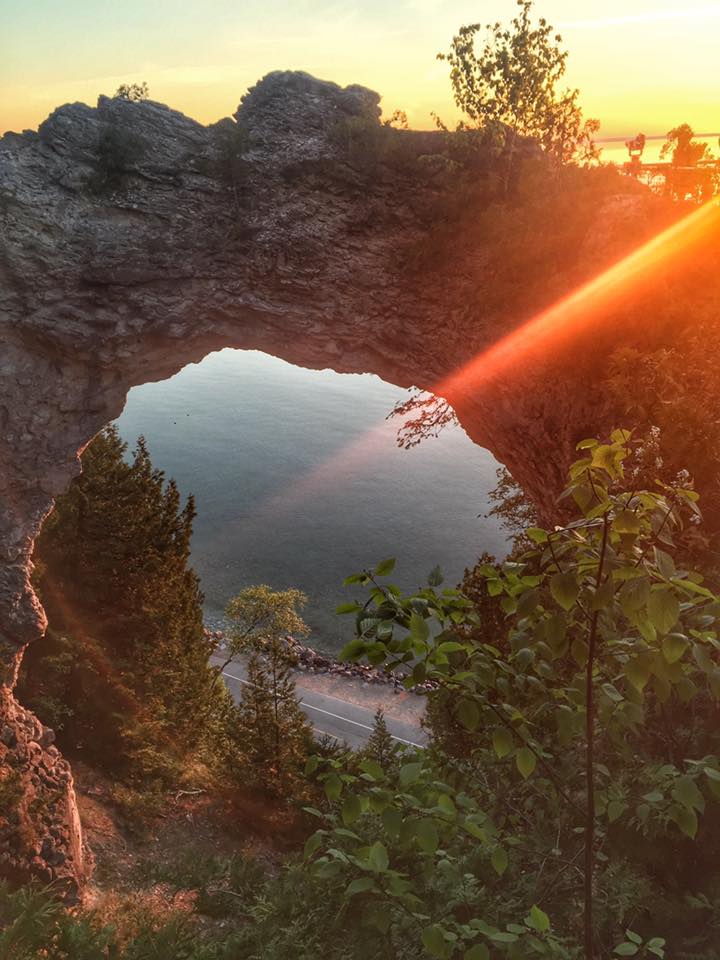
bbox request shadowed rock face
[0,70,689,889]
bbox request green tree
[361,709,400,772]
[223,585,312,797]
[438,0,599,189]
[220,585,309,673]
[233,641,312,799]
[19,426,215,781]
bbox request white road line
[221,670,424,749]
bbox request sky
[1,0,718,139]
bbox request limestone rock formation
[0,70,712,890]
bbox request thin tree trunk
[584,515,609,960]
[503,125,518,196]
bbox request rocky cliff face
[0,70,704,890]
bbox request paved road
[214,656,426,751]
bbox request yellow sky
[1,1,718,138]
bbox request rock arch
[0,70,697,889]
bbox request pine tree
[233,639,312,799]
[361,708,399,772]
[19,426,215,781]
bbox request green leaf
[672,776,704,812]
[643,791,663,803]
[648,587,680,635]
[545,612,567,651]
[614,510,641,534]
[607,800,626,822]
[492,728,513,759]
[343,572,368,586]
[399,762,423,787]
[375,557,396,577]
[614,943,639,956]
[491,845,508,876]
[409,612,430,645]
[324,773,342,802]
[602,683,624,703]
[359,759,384,781]
[422,925,451,959]
[427,564,444,586]
[527,527,548,543]
[571,637,589,668]
[382,806,402,838]
[436,641,466,655]
[662,633,689,664]
[346,877,375,896]
[619,577,650,618]
[527,904,550,933]
[487,931,519,943]
[591,577,615,611]
[591,443,620,474]
[672,805,698,838]
[654,547,676,579]
[464,946,490,960]
[550,571,579,611]
[367,841,389,872]
[303,832,322,859]
[625,657,651,692]
[458,699,480,731]
[416,818,440,854]
[516,747,536,779]
[335,602,360,614]
[342,794,363,826]
[625,930,642,945]
[339,638,366,662]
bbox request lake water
[115,349,507,653]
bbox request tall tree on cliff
[19,426,214,780]
[438,0,599,189]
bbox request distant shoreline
[204,624,435,696]
[597,132,720,143]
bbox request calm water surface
[116,350,507,653]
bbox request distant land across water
[115,349,508,654]
[597,134,719,165]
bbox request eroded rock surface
[0,70,708,890]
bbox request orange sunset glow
[1,1,719,138]
[255,197,720,518]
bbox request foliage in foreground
[304,431,720,959]
[10,432,720,960]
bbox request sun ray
[253,198,720,517]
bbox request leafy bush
[304,431,720,958]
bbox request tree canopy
[438,0,599,175]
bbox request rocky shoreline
[204,627,434,695]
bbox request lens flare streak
[258,199,720,515]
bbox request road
[213,656,427,751]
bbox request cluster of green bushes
[11,426,720,958]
